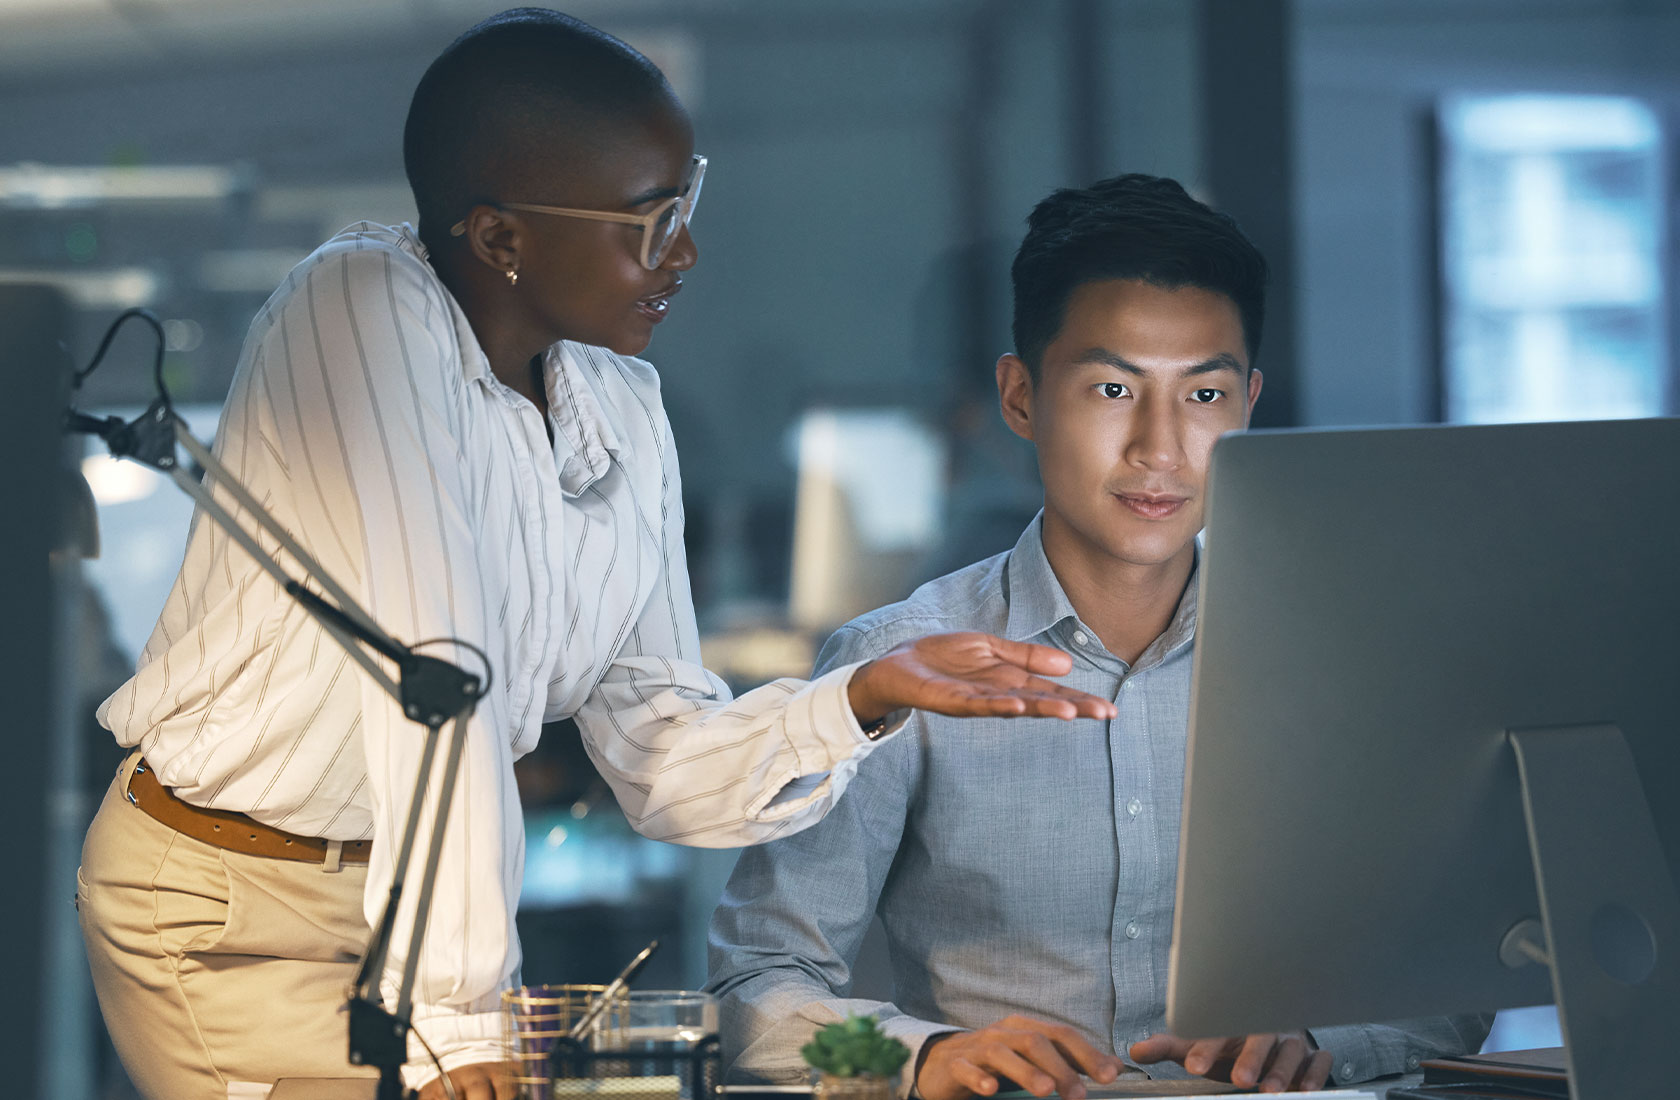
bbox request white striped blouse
[96,222,887,1077]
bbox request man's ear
[996,353,1036,442]
[457,206,524,276]
[1242,367,1264,425]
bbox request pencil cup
[501,983,629,1099]
[549,990,720,1100]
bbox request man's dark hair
[1010,173,1267,377]
[404,7,676,250]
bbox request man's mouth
[1114,491,1188,520]
[636,279,682,321]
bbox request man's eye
[1098,382,1130,399]
[1190,388,1224,404]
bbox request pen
[567,938,660,1041]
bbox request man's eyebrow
[1071,348,1247,377]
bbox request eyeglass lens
[647,158,705,268]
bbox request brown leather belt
[126,759,372,865]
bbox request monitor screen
[1167,419,1680,1100]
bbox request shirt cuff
[875,1018,965,1100]
[1307,1023,1378,1085]
[814,662,912,750]
[401,1001,509,1089]
[742,663,909,821]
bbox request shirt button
[1126,798,1142,816]
[1121,679,1134,691]
[1341,1063,1356,1080]
[1406,1055,1420,1070]
[1124,920,1141,939]
[1072,630,1089,646]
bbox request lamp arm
[72,400,489,1100]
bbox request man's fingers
[981,1044,1064,1097]
[1230,1034,1279,1088]
[1020,1032,1090,1098]
[1128,1033,1192,1065]
[1133,1032,1334,1091]
[923,1017,1121,1100]
[1042,1029,1122,1083]
[1182,1036,1239,1077]
[1055,1042,1121,1084]
[1252,1036,1303,1092]
[949,1056,1000,1097]
[1302,1049,1334,1090]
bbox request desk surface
[719,1077,1425,1100]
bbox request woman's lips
[1115,492,1187,520]
[635,280,682,323]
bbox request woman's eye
[1098,382,1130,399]
[1190,388,1224,404]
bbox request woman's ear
[458,206,524,277]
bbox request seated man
[706,174,1491,1098]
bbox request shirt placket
[1051,622,1151,1059]
[1109,663,1161,1055]
[497,383,562,733]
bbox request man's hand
[416,1060,518,1100]
[847,633,1118,726]
[1129,1032,1332,1093]
[916,1015,1123,1100]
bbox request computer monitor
[1166,419,1680,1100]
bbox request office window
[1439,94,1668,423]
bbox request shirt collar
[1002,514,1083,643]
[395,222,493,388]
[544,342,626,496]
[1002,512,1200,662]
[1148,558,1199,663]
[395,222,625,495]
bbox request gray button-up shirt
[707,517,1489,1091]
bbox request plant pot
[814,1073,897,1100]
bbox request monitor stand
[1508,724,1680,1100]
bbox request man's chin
[1100,529,1199,571]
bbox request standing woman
[76,9,1114,1100]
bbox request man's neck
[1039,518,1195,667]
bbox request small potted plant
[802,1014,911,1100]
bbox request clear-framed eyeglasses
[450,154,706,271]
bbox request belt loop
[122,751,146,805]
[323,840,344,874]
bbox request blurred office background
[4,0,1676,1094]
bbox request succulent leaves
[800,1015,911,1079]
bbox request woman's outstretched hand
[846,632,1118,726]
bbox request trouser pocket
[195,856,366,964]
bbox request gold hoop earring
[505,268,519,287]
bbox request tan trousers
[78,753,379,1100]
